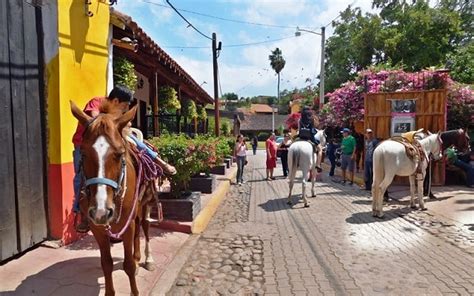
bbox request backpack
[299,122,312,140]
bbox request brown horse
[71,101,157,296]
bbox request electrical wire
[163,34,303,49]
[142,0,302,29]
[165,0,212,40]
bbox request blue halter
[82,156,126,197]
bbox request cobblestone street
[168,151,474,296]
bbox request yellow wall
[48,0,110,164]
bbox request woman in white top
[234,134,248,185]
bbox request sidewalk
[0,168,237,295]
[0,228,189,296]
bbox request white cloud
[119,0,377,97]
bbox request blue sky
[115,0,373,98]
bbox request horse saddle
[390,137,426,174]
[401,128,425,143]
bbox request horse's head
[456,128,470,153]
[423,131,443,161]
[71,101,137,226]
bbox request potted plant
[210,137,232,175]
[189,135,217,193]
[113,57,137,90]
[223,137,235,168]
[149,134,201,221]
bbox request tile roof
[240,114,288,132]
[110,9,213,104]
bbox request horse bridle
[80,115,128,201]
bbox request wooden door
[364,90,447,185]
[0,0,47,261]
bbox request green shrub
[221,121,231,136]
[192,135,217,176]
[149,134,198,197]
[258,132,270,141]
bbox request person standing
[266,133,277,180]
[364,129,379,190]
[326,138,339,177]
[234,134,248,185]
[251,134,258,155]
[278,133,292,177]
[340,128,356,185]
[354,131,364,173]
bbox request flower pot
[224,158,232,168]
[190,174,216,194]
[210,164,227,175]
[159,191,201,222]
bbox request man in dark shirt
[364,129,379,191]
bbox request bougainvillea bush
[321,68,473,129]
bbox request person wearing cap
[364,128,379,190]
[340,128,356,185]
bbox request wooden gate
[364,90,447,185]
[0,0,47,261]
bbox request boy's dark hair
[300,106,314,127]
[108,85,133,103]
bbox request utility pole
[212,33,220,136]
[295,26,326,108]
[319,26,325,108]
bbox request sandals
[316,166,322,173]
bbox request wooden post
[153,72,159,136]
[177,86,182,133]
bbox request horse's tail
[288,146,299,175]
[372,147,384,198]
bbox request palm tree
[269,48,286,131]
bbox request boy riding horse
[72,85,176,233]
[298,106,323,173]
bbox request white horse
[287,130,327,207]
[372,132,443,218]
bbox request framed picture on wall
[391,99,416,114]
[391,116,416,136]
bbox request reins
[106,145,162,239]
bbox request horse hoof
[144,261,155,271]
[304,203,309,208]
[311,194,316,197]
[420,207,427,211]
[375,215,384,219]
[410,205,418,210]
[287,201,292,205]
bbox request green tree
[446,41,474,84]
[269,48,286,104]
[325,0,466,92]
[221,92,239,101]
[325,7,383,92]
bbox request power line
[142,0,302,29]
[163,35,303,49]
[165,0,212,40]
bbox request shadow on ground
[1,257,123,296]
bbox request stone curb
[192,167,238,234]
